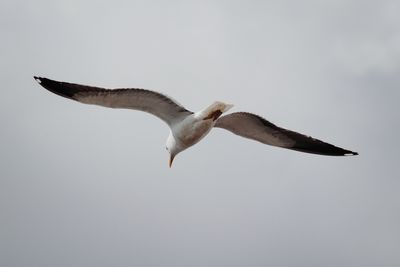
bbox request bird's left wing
[214,112,358,156]
[35,77,192,127]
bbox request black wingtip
[290,139,359,156]
[34,76,48,86]
[33,76,77,100]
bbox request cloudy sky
[1,0,399,266]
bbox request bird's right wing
[35,77,193,127]
[214,112,358,156]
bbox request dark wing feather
[215,112,358,156]
[35,76,192,126]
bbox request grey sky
[1,0,399,266]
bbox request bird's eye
[165,147,168,151]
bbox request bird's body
[173,102,233,147]
[166,101,233,165]
[35,76,358,167]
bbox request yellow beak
[169,155,175,168]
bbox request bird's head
[166,134,184,168]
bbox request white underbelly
[173,117,214,148]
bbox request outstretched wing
[214,112,358,156]
[34,76,193,127]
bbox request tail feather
[199,101,234,121]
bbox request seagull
[34,76,358,167]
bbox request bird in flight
[34,76,358,167]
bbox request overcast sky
[1,0,399,266]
